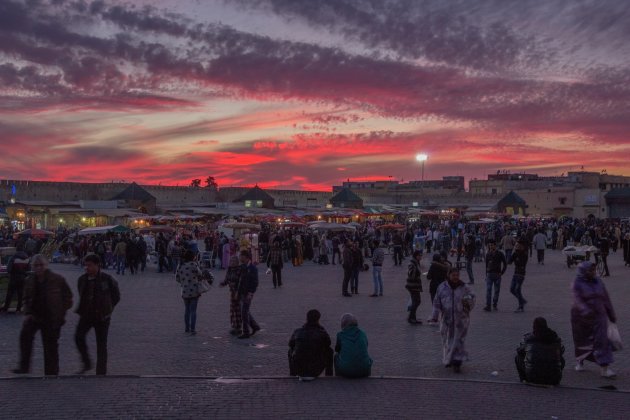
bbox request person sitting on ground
[334,313,373,378]
[288,309,334,381]
[515,317,565,385]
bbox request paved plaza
[1,247,629,418]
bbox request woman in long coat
[571,261,617,378]
[429,268,475,373]
[219,256,243,335]
[176,251,203,335]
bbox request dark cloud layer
[237,0,549,71]
[0,0,629,188]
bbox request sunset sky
[1,0,629,191]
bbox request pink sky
[1,0,629,191]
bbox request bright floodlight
[416,153,428,162]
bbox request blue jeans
[240,293,259,335]
[372,266,383,295]
[171,257,181,272]
[351,268,360,292]
[510,274,526,307]
[116,255,125,274]
[485,273,502,308]
[184,297,199,332]
[465,257,475,283]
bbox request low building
[219,187,331,208]
[605,188,630,218]
[111,182,157,214]
[234,185,276,209]
[470,171,630,218]
[330,188,364,209]
[0,179,217,211]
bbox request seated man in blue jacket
[288,309,334,381]
[334,313,372,378]
[515,317,565,385]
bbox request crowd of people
[1,215,627,383]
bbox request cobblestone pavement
[0,376,628,419]
[1,247,629,417]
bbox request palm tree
[205,176,218,189]
[190,179,202,188]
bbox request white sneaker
[575,363,585,372]
[601,367,616,378]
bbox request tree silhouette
[190,179,202,188]
[205,176,218,189]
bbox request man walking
[483,240,507,312]
[156,233,168,273]
[331,235,341,265]
[510,240,529,312]
[266,241,284,288]
[500,231,516,262]
[596,231,611,277]
[75,254,121,375]
[533,229,547,265]
[406,250,423,324]
[1,249,30,313]
[341,241,354,297]
[113,237,127,275]
[464,233,476,285]
[350,242,363,294]
[392,232,404,266]
[370,240,385,297]
[238,250,261,339]
[13,255,73,375]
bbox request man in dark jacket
[331,236,341,265]
[597,232,611,277]
[138,236,148,273]
[1,250,30,313]
[515,317,565,385]
[392,232,404,266]
[75,254,121,375]
[341,241,354,297]
[406,251,423,324]
[510,240,529,312]
[464,233,476,285]
[288,309,333,380]
[350,242,363,294]
[238,249,260,339]
[156,234,168,273]
[266,242,284,288]
[126,237,141,275]
[484,240,507,312]
[13,254,73,375]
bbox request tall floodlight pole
[415,153,428,206]
[416,153,428,181]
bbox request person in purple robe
[571,261,617,378]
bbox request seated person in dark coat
[288,309,333,380]
[515,317,565,385]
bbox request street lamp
[415,153,428,181]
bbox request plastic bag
[607,323,623,351]
[197,279,211,294]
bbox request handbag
[197,279,211,294]
[607,322,623,351]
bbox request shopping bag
[607,322,623,351]
[197,279,211,294]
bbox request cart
[562,245,605,276]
